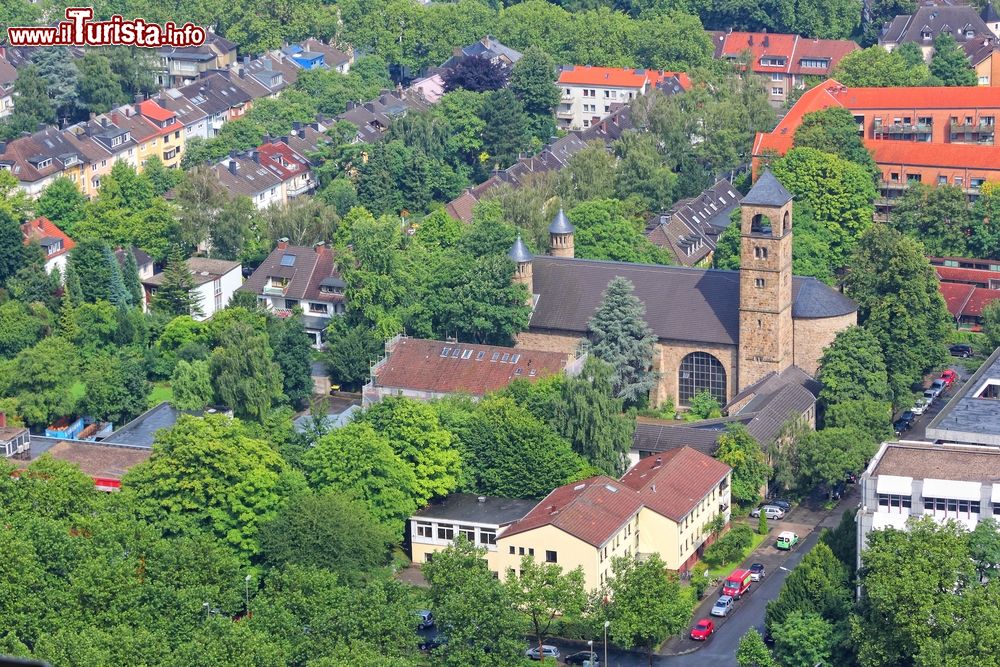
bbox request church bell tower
[737,170,795,391]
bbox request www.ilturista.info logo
[7,7,206,48]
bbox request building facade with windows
[511,174,856,408]
[21,216,75,276]
[856,440,1000,570]
[142,258,242,321]
[555,66,691,130]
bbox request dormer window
[921,30,932,40]
[111,136,122,147]
[36,158,51,169]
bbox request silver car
[711,595,734,617]
[526,645,560,660]
[751,505,785,520]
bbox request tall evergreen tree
[75,53,126,114]
[31,47,79,122]
[103,246,131,308]
[8,65,56,132]
[480,88,531,171]
[68,238,113,303]
[120,248,144,307]
[152,246,202,317]
[0,209,25,285]
[269,312,315,409]
[63,261,84,303]
[586,277,658,406]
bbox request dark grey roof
[104,402,179,448]
[508,235,533,263]
[413,493,536,525]
[741,170,792,207]
[791,278,857,319]
[744,383,816,444]
[549,208,575,234]
[632,419,725,456]
[881,5,993,46]
[926,346,1000,445]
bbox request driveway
[902,364,967,442]
[546,487,858,666]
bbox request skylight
[280,254,296,267]
[476,351,485,361]
[441,347,451,357]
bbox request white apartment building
[556,66,690,130]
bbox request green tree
[0,210,25,286]
[35,177,87,234]
[737,628,776,667]
[604,554,690,667]
[833,46,931,87]
[209,321,284,421]
[570,198,673,264]
[773,611,833,667]
[6,244,60,311]
[930,33,978,86]
[968,518,1000,583]
[985,300,1000,352]
[970,181,1000,259]
[324,318,383,390]
[80,349,150,425]
[170,359,214,411]
[302,422,419,533]
[684,390,722,421]
[480,88,531,170]
[551,357,636,476]
[152,246,203,318]
[508,555,588,660]
[823,399,893,444]
[758,510,769,536]
[613,132,676,211]
[766,542,852,641]
[794,106,878,174]
[7,65,55,132]
[103,246,132,309]
[123,414,286,558]
[258,491,395,581]
[68,238,115,303]
[798,427,874,490]
[555,141,617,208]
[268,312,314,409]
[142,155,180,196]
[422,537,525,667]
[509,46,560,140]
[120,247,144,307]
[32,46,79,122]
[890,183,972,257]
[76,53,126,114]
[817,325,891,407]
[715,424,769,507]
[845,225,951,402]
[587,276,658,406]
[0,302,45,359]
[0,337,79,429]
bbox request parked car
[526,645,561,661]
[689,618,715,641]
[750,505,785,520]
[941,369,958,386]
[749,563,766,581]
[950,343,973,358]
[419,635,447,651]
[930,379,947,395]
[710,595,734,617]
[776,531,799,550]
[911,398,930,416]
[766,499,792,512]
[415,610,434,630]
[893,417,912,436]
[565,650,601,665]
[923,389,938,403]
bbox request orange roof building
[929,256,1000,328]
[753,79,1000,214]
[556,65,691,130]
[21,216,75,276]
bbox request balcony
[262,284,287,296]
[556,108,574,119]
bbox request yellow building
[132,99,187,170]
[410,447,732,592]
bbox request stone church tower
[737,170,795,391]
[549,209,575,258]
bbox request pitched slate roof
[177,73,252,117]
[372,337,569,396]
[144,257,240,287]
[240,243,343,303]
[633,417,724,456]
[646,179,741,266]
[619,447,731,521]
[742,170,793,207]
[500,476,644,546]
[0,56,17,93]
[880,5,992,47]
[528,256,856,345]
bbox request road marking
[778,566,789,571]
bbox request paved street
[901,363,967,441]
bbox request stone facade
[737,198,794,391]
[515,330,581,355]
[550,231,574,258]
[652,339,738,407]
[793,311,857,376]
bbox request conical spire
[549,208,574,234]
[508,234,533,263]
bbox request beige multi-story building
[555,66,691,130]
[410,447,731,590]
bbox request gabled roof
[880,5,992,46]
[371,337,569,397]
[500,476,644,547]
[0,56,17,92]
[647,179,742,266]
[709,31,858,76]
[154,90,208,127]
[22,216,75,258]
[144,257,241,287]
[177,73,252,116]
[558,66,691,90]
[211,154,283,196]
[619,447,731,522]
[240,243,343,303]
[301,38,352,67]
[257,140,311,182]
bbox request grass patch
[705,530,769,579]
[148,383,173,407]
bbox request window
[476,351,485,360]
[771,87,784,95]
[437,525,454,540]
[511,354,521,364]
[416,522,433,538]
[451,348,460,358]
[956,177,964,187]
[890,172,899,181]
[461,349,473,359]
[754,278,766,288]
[604,90,611,98]
[754,247,768,259]
[800,58,829,69]
[459,525,476,542]
[491,352,500,362]
[440,347,451,357]
[907,174,922,183]
[509,546,515,554]
[480,529,496,545]
[529,548,535,556]
[877,494,912,510]
[938,176,947,185]
[678,351,727,406]
[771,73,783,81]
[583,120,590,127]
[280,253,296,266]
[546,550,558,563]
[309,302,327,313]
[501,353,510,362]
[519,547,525,555]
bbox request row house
[555,66,691,130]
[142,257,242,320]
[239,240,345,346]
[213,151,285,209]
[0,55,16,118]
[153,88,211,142]
[709,30,858,105]
[257,137,316,199]
[0,125,89,197]
[116,98,187,169]
[64,115,137,194]
[337,89,435,143]
[280,38,353,74]
[753,79,1000,211]
[176,72,253,137]
[440,35,523,71]
[646,179,743,267]
[154,30,238,88]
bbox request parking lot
[897,364,968,441]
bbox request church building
[508,171,858,408]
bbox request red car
[690,618,715,641]
[940,369,958,386]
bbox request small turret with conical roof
[508,234,533,297]
[548,208,575,258]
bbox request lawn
[148,383,173,408]
[704,530,769,579]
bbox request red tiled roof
[374,338,569,397]
[137,99,175,123]
[964,288,1000,317]
[500,476,644,547]
[870,141,1000,171]
[21,216,75,258]
[830,86,1000,110]
[712,32,858,76]
[558,66,690,90]
[753,79,845,156]
[939,282,975,318]
[257,141,310,182]
[936,264,1000,286]
[619,447,731,521]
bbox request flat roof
[104,402,179,448]
[413,493,537,526]
[926,346,1000,445]
[871,441,1000,482]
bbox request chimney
[228,160,237,175]
[346,101,357,110]
[251,151,260,163]
[134,93,144,105]
[277,237,289,249]
[314,240,326,251]
[238,67,246,78]
[229,149,238,159]
[748,34,753,46]
[263,134,271,144]
[0,411,6,427]
[651,483,656,493]
[0,142,5,154]
[654,456,662,467]
[37,122,46,131]
[279,135,288,144]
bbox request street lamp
[587,639,594,666]
[202,601,210,621]
[604,620,610,666]
[245,574,252,617]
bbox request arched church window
[678,352,727,407]
[750,213,771,234]
[782,210,791,234]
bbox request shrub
[704,524,754,566]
